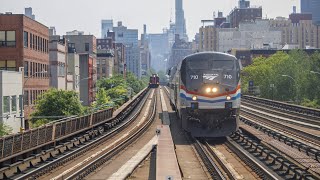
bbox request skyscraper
[301,0,320,25]
[24,7,35,20]
[101,20,113,38]
[175,0,188,41]
[301,0,312,13]
[113,22,140,78]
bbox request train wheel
[181,109,188,130]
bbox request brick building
[97,36,125,75]
[228,5,262,28]
[0,14,49,128]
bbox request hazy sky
[1,0,299,40]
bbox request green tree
[242,50,320,107]
[98,75,127,90]
[0,123,12,136]
[31,89,84,126]
[157,70,168,83]
[97,72,148,108]
[93,88,112,110]
[126,72,144,94]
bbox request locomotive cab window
[212,60,234,70]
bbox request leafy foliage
[31,89,84,126]
[242,50,320,107]
[97,72,147,108]
[157,70,168,83]
[92,88,112,110]
[0,123,12,136]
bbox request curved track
[10,89,153,179]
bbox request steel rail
[63,89,157,180]
[13,89,152,180]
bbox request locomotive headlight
[226,95,231,101]
[205,87,211,93]
[212,87,218,93]
[192,96,197,101]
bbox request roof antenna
[170,8,173,23]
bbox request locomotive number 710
[190,75,199,79]
[224,75,232,79]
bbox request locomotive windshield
[181,53,240,91]
[186,60,234,70]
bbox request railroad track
[229,131,320,179]
[242,100,320,127]
[9,89,153,179]
[50,89,157,180]
[241,108,320,147]
[242,95,320,118]
[240,116,320,161]
[241,95,320,161]
[164,86,320,179]
[162,86,274,179]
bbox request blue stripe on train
[180,93,241,103]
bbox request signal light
[206,88,211,93]
[212,87,218,93]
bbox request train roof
[184,51,237,60]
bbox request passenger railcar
[168,52,241,137]
[149,74,160,88]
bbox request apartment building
[0,14,49,127]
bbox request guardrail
[0,109,113,162]
[242,95,320,117]
[0,87,148,163]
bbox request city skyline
[1,0,299,40]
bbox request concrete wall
[65,35,97,55]
[79,54,89,106]
[67,53,80,93]
[0,71,23,133]
[49,41,66,90]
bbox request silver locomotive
[168,52,241,137]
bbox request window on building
[0,61,5,70]
[24,31,28,48]
[58,63,65,77]
[24,90,29,105]
[40,37,42,52]
[30,33,33,49]
[35,63,38,77]
[39,63,43,78]
[7,60,16,71]
[33,35,35,49]
[30,62,33,75]
[33,90,36,103]
[19,95,23,110]
[11,95,17,112]
[37,36,40,51]
[7,31,16,47]
[43,39,45,52]
[41,38,43,52]
[45,39,47,53]
[0,31,4,46]
[0,31,16,47]
[3,96,10,114]
[24,61,29,77]
[35,36,38,50]
[85,43,89,51]
[0,60,16,71]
